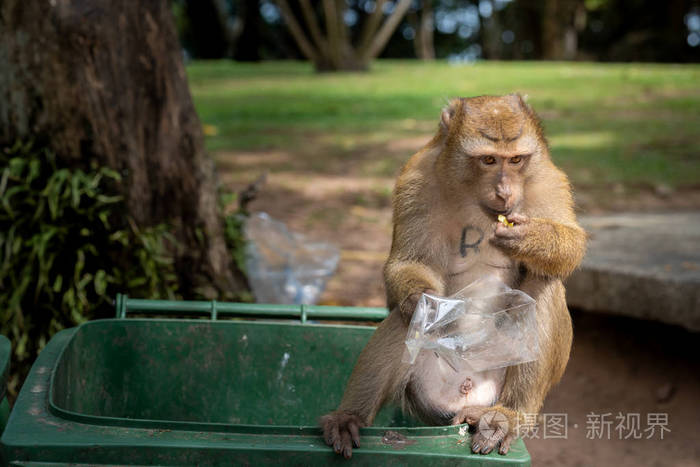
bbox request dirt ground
[527,311,699,467]
[217,135,700,467]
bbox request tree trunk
[480,14,503,60]
[276,0,411,72]
[541,0,581,60]
[415,0,435,60]
[360,0,412,62]
[541,0,561,59]
[322,0,343,68]
[358,0,388,54]
[275,0,323,64]
[0,0,247,298]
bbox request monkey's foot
[453,406,515,455]
[320,411,365,459]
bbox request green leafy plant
[221,192,247,274]
[0,141,180,392]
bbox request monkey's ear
[440,99,460,133]
[511,93,530,111]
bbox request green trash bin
[1,296,530,466]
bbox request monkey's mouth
[481,203,514,217]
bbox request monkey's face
[437,95,544,216]
[471,152,529,216]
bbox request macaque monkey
[321,94,586,458]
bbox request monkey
[320,94,587,459]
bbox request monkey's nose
[496,185,512,203]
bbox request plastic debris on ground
[244,212,340,305]
[404,275,539,373]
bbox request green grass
[188,60,700,188]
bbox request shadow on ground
[527,311,699,467]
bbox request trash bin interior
[49,319,416,428]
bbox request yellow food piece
[497,214,514,227]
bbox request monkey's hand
[491,213,586,278]
[491,213,531,248]
[320,411,366,459]
[400,289,437,323]
[385,259,444,323]
[452,405,519,455]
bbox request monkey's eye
[481,155,496,165]
[509,155,523,164]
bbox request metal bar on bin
[115,293,388,323]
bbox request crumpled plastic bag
[244,212,340,305]
[404,275,538,373]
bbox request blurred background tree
[272,0,413,71]
[173,0,700,65]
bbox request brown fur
[321,94,586,458]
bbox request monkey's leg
[320,310,408,459]
[455,277,572,455]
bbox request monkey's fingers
[494,223,526,239]
[348,421,361,448]
[330,429,342,452]
[400,289,437,322]
[321,415,342,451]
[340,429,354,459]
[321,412,365,457]
[498,432,515,455]
[479,425,506,455]
[470,430,487,454]
[399,293,420,319]
[507,213,529,225]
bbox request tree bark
[480,14,502,60]
[417,0,435,60]
[322,0,343,68]
[0,0,247,298]
[335,0,354,67]
[408,0,435,60]
[277,0,411,72]
[361,0,413,61]
[299,0,329,59]
[358,0,388,54]
[275,0,321,63]
[541,0,581,60]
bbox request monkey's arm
[491,214,586,278]
[384,152,450,320]
[384,259,444,320]
[321,311,407,458]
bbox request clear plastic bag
[404,275,538,372]
[244,212,340,305]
